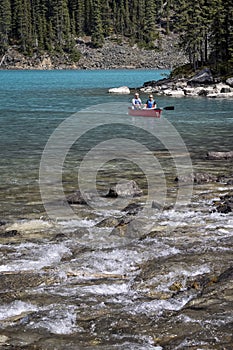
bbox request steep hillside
[0,34,188,70]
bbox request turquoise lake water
[0,69,232,218]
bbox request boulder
[220,87,231,93]
[215,82,233,93]
[226,77,233,87]
[0,230,20,238]
[0,336,9,346]
[67,190,88,205]
[206,151,233,160]
[96,217,120,228]
[163,89,185,97]
[216,203,232,213]
[214,192,233,213]
[188,68,214,85]
[111,217,151,239]
[108,86,130,94]
[121,202,143,215]
[151,200,163,210]
[194,172,218,183]
[175,172,218,184]
[106,180,143,198]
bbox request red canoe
[128,107,162,118]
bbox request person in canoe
[145,94,157,108]
[132,92,142,109]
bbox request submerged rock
[0,229,20,238]
[0,335,9,346]
[175,172,218,184]
[121,202,143,215]
[213,191,233,213]
[216,203,232,214]
[206,151,233,160]
[96,217,120,228]
[0,220,7,226]
[111,217,152,239]
[67,190,89,205]
[106,180,143,198]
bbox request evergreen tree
[49,0,71,49]
[11,0,33,53]
[175,0,207,69]
[32,0,48,50]
[102,0,114,37]
[143,0,158,47]
[0,0,11,53]
[116,0,125,37]
[210,0,233,67]
[91,0,104,47]
[84,0,92,35]
[77,0,85,35]
[0,0,231,71]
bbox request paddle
[162,106,175,110]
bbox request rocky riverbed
[0,154,233,349]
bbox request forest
[0,0,232,73]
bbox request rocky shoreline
[2,36,233,100]
[107,68,233,98]
[0,34,187,70]
[139,68,233,98]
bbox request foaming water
[0,301,38,321]
[0,242,71,272]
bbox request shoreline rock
[140,68,233,98]
[108,86,130,94]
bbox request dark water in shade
[0,70,232,349]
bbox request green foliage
[0,0,11,53]
[170,63,198,78]
[69,48,81,62]
[174,0,233,70]
[91,0,104,47]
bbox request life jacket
[146,99,156,108]
[133,98,141,105]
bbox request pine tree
[84,0,92,35]
[49,0,71,49]
[175,0,207,69]
[11,0,33,53]
[136,0,146,42]
[210,0,233,68]
[0,0,231,71]
[0,0,11,53]
[70,0,85,36]
[91,0,104,47]
[143,0,158,48]
[32,0,48,51]
[101,0,113,37]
